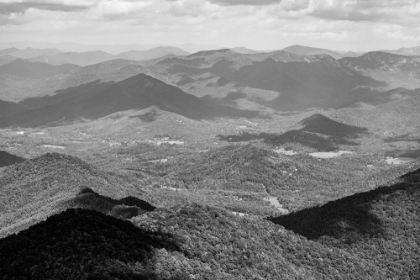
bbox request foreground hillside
[0,205,386,280]
[0,152,136,238]
[0,149,419,279]
[270,167,420,279]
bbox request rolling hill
[0,59,80,79]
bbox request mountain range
[0,73,260,127]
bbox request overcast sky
[1,0,420,51]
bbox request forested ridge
[0,150,419,279]
[270,167,420,279]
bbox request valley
[0,42,419,280]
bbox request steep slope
[0,151,25,167]
[270,166,420,279]
[0,73,260,127]
[0,152,129,237]
[0,59,80,79]
[282,45,343,59]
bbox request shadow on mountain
[384,133,420,143]
[269,166,420,246]
[69,187,156,219]
[0,150,25,167]
[300,114,368,139]
[218,114,365,151]
[0,74,263,128]
[0,208,184,279]
[205,59,386,111]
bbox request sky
[1,0,420,52]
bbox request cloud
[308,0,420,25]
[207,0,281,6]
[0,1,90,15]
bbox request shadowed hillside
[300,113,369,138]
[0,208,183,280]
[68,187,156,219]
[0,151,25,167]
[0,73,261,127]
[270,167,420,279]
[218,114,367,151]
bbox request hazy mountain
[117,46,189,60]
[0,41,156,54]
[7,47,62,59]
[0,47,20,56]
[0,55,15,67]
[282,45,343,59]
[31,50,115,66]
[173,43,223,53]
[0,59,80,79]
[203,54,383,110]
[162,49,420,110]
[231,46,262,54]
[0,73,260,127]
[341,51,364,57]
[384,46,420,56]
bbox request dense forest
[270,167,420,279]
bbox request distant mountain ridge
[30,47,190,66]
[0,59,80,79]
[282,44,343,59]
[0,73,260,127]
